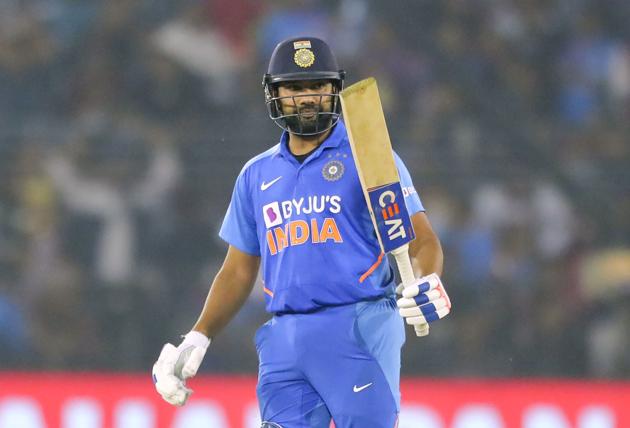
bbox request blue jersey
[219,122,424,314]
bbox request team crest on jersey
[322,160,344,181]
[294,49,315,68]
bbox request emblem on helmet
[294,49,315,68]
[322,160,344,181]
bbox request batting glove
[397,273,451,326]
[152,331,210,406]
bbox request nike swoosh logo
[353,383,373,393]
[261,176,282,191]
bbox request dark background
[1,0,629,378]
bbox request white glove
[152,331,210,406]
[397,273,451,326]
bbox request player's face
[277,80,334,134]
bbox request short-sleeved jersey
[219,122,424,314]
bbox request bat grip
[392,245,430,337]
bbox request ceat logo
[262,202,282,228]
[378,190,407,241]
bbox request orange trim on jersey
[359,252,385,283]
[263,286,274,298]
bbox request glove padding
[152,331,210,406]
[397,273,451,326]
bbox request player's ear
[331,80,340,94]
[264,82,282,118]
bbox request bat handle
[392,245,430,337]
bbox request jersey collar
[276,121,347,164]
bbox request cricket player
[153,36,451,428]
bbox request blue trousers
[255,297,405,428]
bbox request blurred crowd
[1,0,629,378]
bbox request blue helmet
[263,37,346,136]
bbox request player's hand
[397,273,451,326]
[152,331,210,406]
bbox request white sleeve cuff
[182,331,211,349]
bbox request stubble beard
[283,103,333,135]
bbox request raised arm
[408,212,443,277]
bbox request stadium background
[0,0,629,426]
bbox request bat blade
[340,77,415,254]
[341,77,428,337]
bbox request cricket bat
[340,77,429,337]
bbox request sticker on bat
[367,182,415,252]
